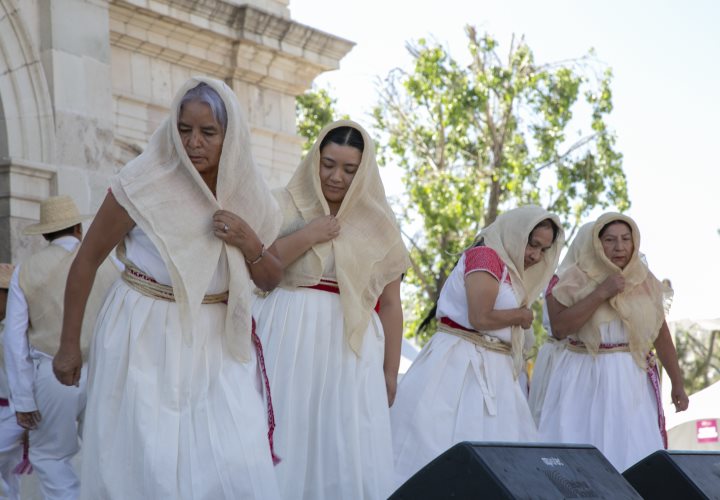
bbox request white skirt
[253,287,393,500]
[528,339,566,426]
[81,280,280,500]
[390,332,537,489]
[537,348,663,472]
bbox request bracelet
[246,244,266,265]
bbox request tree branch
[534,133,599,173]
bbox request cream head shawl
[110,77,281,362]
[275,119,410,356]
[553,222,594,280]
[551,213,665,367]
[476,205,564,377]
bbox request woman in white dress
[391,206,564,488]
[538,213,688,471]
[527,222,592,425]
[52,77,283,499]
[252,121,410,500]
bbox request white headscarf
[110,77,281,362]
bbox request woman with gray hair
[53,78,283,499]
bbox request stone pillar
[37,0,115,211]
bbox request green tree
[372,27,630,342]
[673,322,720,394]
[296,87,346,155]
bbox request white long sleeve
[4,265,36,412]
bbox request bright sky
[290,0,720,321]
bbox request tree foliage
[296,87,345,155]
[673,323,720,394]
[372,27,630,342]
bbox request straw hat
[23,195,90,236]
[0,263,14,289]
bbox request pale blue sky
[290,0,720,321]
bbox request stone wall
[0,0,353,262]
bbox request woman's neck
[202,172,218,197]
[327,202,340,216]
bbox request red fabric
[646,352,668,449]
[0,398,8,407]
[302,282,381,313]
[251,319,281,465]
[439,316,477,333]
[13,432,32,475]
[464,247,509,283]
[545,274,559,297]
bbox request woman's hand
[597,274,625,299]
[53,343,83,387]
[516,307,534,329]
[16,411,42,430]
[305,215,340,245]
[670,384,689,412]
[385,371,398,407]
[213,210,262,260]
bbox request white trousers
[0,404,22,500]
[8,357,86,500]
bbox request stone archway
[0,0,54,162]
[0,0,56,261]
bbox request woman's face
[318,142,361,212]
[600,221,634,269]
[178,100,225,177]
[524,225,554,269]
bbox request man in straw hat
[0,262,23,499]
[3,195,119,499]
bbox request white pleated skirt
[252,287,394,500]
[81,280,280,500]
[537,348,663,472]
[528,339,566,425]
[390,332,538,489]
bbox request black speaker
[390,441,641,499]
[623,450,720,499]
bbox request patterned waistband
[566,338,630,354]
[122,266,228,304]
[437,317,512,355]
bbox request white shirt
[4,236,80,412]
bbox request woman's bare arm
[54,192,134,386]
[465,272,533,331]
[378,277,403,407]
[654,320,689,412]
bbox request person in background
[253,121,409,500]
[390,206,564,488]
[538,212,688,471]
[0,262,21,500]
[527,222,592,425]
[4,196,119,499]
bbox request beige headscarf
[552,213,665,367]
[557,222,594,275]
[110,77,281,362]
[274,119,410,355]
[477,205,564,377]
